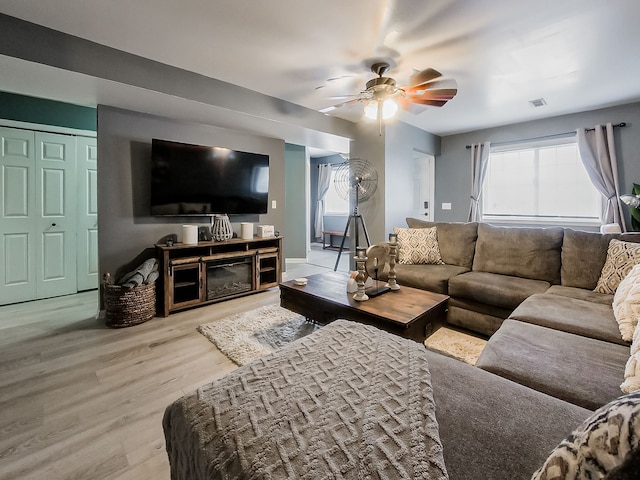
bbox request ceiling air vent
[529,98,547,107]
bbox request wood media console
[156,236,282,317]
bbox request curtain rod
[465,122,627,149]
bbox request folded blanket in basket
[118,258,159,288]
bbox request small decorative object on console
[182,224,198,245]
[387,233,400,290]
[240,222,253,240]
[257,225,275,238]
[212,214,233,241]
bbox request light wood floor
[0,254,338,480]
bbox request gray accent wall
[351,122,387,248]
[436,102,640,228]
[97,106,286,279]
[385,121,440,235]
[350,121,441,246]
[0,13,355,149]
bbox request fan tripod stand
[334,206,371,271]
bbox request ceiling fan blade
[403,78,452,94]
[407,98,450,108]
[326,94,361,100]
[407,88,458,100]
[408,68,442,87]
[320,97,364,113]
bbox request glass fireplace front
[205,256,253,301]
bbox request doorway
[412,150,436,222]
[309,151,350,271]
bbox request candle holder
[367,254,391,297]
[353,253,369,302]
[386,233,400,291]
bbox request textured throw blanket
[163,320,448,479]
[118,258,158,288]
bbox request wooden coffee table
[280,271,449,342]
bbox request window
[324,166,349,215]
[481,138,602,225]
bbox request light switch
[442,202,452,210]
[272,200,277,209]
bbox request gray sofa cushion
[476,320,629,410]
[509,293,627,345]
[472,223,563,284]
[425,349,591,480]
[561,229,640,289]
[405,218,478,269]
[545,284,614,305]
[448,271,550,310]
[447,297,511,336]
[394,263,469,294]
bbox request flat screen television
[150,139,269,216]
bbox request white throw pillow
[613,264,640,342]
[621,352,640,394]
[394,227,445,265]
[595,239,640,294]
[621,322,640,394]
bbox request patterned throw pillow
[606,446,640,480]
[594,239,640,294]
[612,264,640,342]
[532,391,640,480]
[394,227,445,265]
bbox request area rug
[197,304,320,366]
[198,304,486,366]
[424,326,487,365]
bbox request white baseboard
[286,258,308,264]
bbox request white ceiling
[1,0,640,136]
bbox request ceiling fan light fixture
[364,98,398,120]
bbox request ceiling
[1,0,640,136]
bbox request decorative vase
[212,214,233,241]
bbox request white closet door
[76,136,98,291]
[0,127,37,305]
[35,132,77,300]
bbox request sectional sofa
[369,218,640,411]
[363,219,640,477]
[163,220,640,479]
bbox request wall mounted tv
[150,139,269,216]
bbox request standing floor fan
[333,158,378,271]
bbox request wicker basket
[104,281,156,328]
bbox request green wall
[0,91,96,131]
[284,143,308,259]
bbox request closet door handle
[51,223,57,227]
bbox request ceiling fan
[320,61,458,123]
